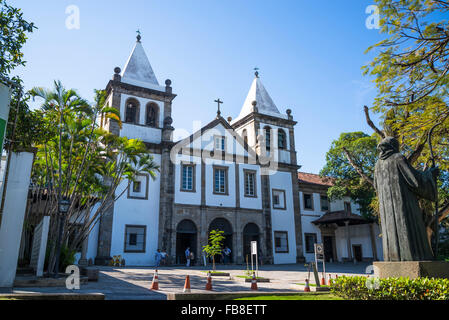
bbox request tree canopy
[320,132,378,218]
[363,0,449,174]
[0,0,35,79]
[325,0,449,247]
[28,81,159,273]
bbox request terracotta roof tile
[297,172,334,187]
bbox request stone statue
[374,137,439,261]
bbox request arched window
[146,103,159,127]
[278,129,287,150]
[264,126,272,151]
[242,129,248,146]
[125,99,139,124]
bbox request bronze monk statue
[374,137,439,261]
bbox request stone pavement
[13,262,370,300]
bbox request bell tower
[95,34,177,265]
[103,33,176,145]
[231,71,305,263]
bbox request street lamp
[53,197,71,278]
[58,198,71,214]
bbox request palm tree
[30,82,159,275]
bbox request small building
[298,172,383,263]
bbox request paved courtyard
[13,263,370,300]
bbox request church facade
[84,36,382,266]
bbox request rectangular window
[274,231,289,253]
[272,189,286,209]
[320,195,329,212]
[213,166,228,195]
[127,174,149,200]
[305,233,318,254]
[181,163,195,192]
[124,225,146,253]
[214,136,226,151]
[244,170,257,197]
[303,193,314,210]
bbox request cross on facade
[215,98,223,117]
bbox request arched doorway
[208,218,233,263]
[176,220,197,265]
[243,223,260,263]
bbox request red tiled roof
[297,172,334,187]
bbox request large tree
[0,0,35,79]
[337,0,449,252]
[29,81,159,274]
[362,0,449,174]
[320,132,378,218]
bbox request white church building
[83,35,382,266]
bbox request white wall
[270,171,297,264]
[110,154,161,266]
[121,123,162,144]
[205,159,236,208]
[0,152,34,287]
[86,202,101,262]
[335,224,375,261]
[238,164,262,210]
[189,123,249,157]
[174,154,202,206]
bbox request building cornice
[105,80,177,102]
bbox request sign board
[251,241,257,255]
[30,216,50,277]
[314,243,324,261]
[314,243,326,280]
[0,83,11,153]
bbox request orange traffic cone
[151,270,159,290]
[304,279,311,292]
[321,276,326,286]
[183,275,191,293]
[250,272,258,291]
[205,271,213,291]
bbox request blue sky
[11,0,384,174]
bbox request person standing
[258,248,263,266]
[189,251,195,266]
[161,249,167,265]
[223,246,231,265]
[185,247,191,267]
[155,249,162,268]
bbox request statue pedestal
[374,261,449,279]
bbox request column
[78,236,89,266]
[345,221,353,262]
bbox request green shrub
[44,242,76,274]
[59,245,76,271]
[330,276,449,300]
